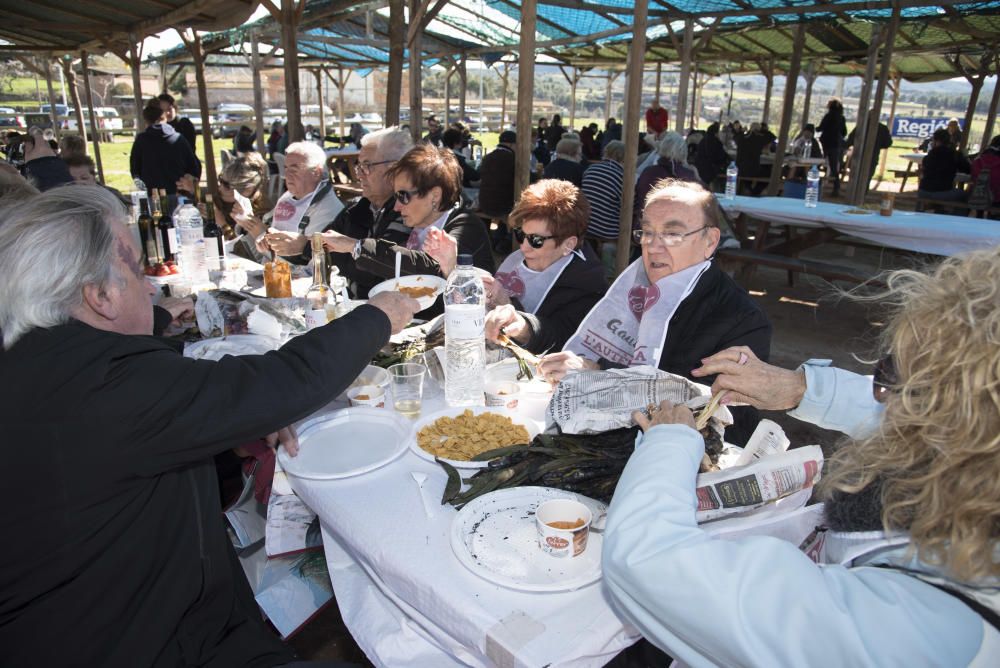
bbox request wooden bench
[915,197,1000,219]
[717,248,879,285]
[891,169,913,191]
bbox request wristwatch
[351,239,363,260]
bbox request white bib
[494,250,578,314]
[564,259,709,367]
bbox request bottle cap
[457,253,474,266]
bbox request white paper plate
[184,334,279,360]
[278,407,410,480]
[250,276,314,298]
[409,405,540,469]
[369,274,447,311]
[451,486,606,592]
[336,364,391,401]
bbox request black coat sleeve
[116,305,391,475]
[24,156,73,191]
[130,135,142,179]
[179,137,202,179]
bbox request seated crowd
[2,103,996,667]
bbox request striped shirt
[580,160,624,240]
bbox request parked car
[62,107,124,134]
[262,108,287,127]
[0,114,25,130]
[178,108,213,135]
[301,104,334,129]
[215,103,255,139]
[40,103,69,117]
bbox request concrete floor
[289,237,927,664]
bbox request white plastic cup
[347,385,386,408]
[484,381,519,410]
[536,499,593,558]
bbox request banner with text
[893,116,962,139]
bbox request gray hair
[0,169,39,204]
[603,140,626,162]
[361,126,413,162]
[284,141,328,172]
[556,136,582,160]
[657,132,688,162]
[0,185,127,349]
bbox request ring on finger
[738,352,749,366]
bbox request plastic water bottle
[725,162,738,200]
[174,201,209,284]
[805,166,820,208]
[444,253,486,406]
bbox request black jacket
[478,145,515,216]
[919,145,971,193]
[130,124,202,193]
[355,208,495,280]
[543,158,585,187]
[600,262,771,445]
[519,246,608,354]
[169,117,198,156]
[817,112,847,155]
[23,155,73,191]
[453,151,480,187]
[0,307,391,667]
[693,133,730,185]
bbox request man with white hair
[0,185,417,666]
[302,126,414,297]
[258,140,344,261]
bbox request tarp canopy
[0,0,258,58]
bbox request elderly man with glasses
[291,126,415,297]
[258,141,344,262]
[537,179,772,445]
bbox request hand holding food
[632,399,696,432]
[536,350,599,384]
[368,291,421,334]
[423,227,458,277]
[692,346,806,410]
[264,229,308,257]
[485,304,528,345]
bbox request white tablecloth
[719,196,1000,256]
[286,385,639,667]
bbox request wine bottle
[137,194,159,266]
[304,234,331,329]
[158,189,177,263]
[202,194,224,271]
[149,189,166,264]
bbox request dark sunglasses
[395,188,421,205]
[872,354,897,403]
[514,228,556,249]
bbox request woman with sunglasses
[537,179,770,445]
[604,246,1000,666]
[321,144,494,305]
[427,179,607,354]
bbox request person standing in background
[818,99,847,197]
[157,93,197,157]
[646,99,669,137]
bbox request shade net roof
[143,0,1000,83]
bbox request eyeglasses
[357,159,393,175]
[632,225,709,247]
[872,354,897,404]
[514,229,556,249]
[395,188,421,205]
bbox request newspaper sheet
[545,366,719,434]
[224,466,267,550]
[694,445,824,522]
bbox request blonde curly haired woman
[603,245,1000,666]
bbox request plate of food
[840,207,877,216]
[278,407,411,480]
[450,486,606,592]
[409,406,540,469]
[369,274,447,311]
